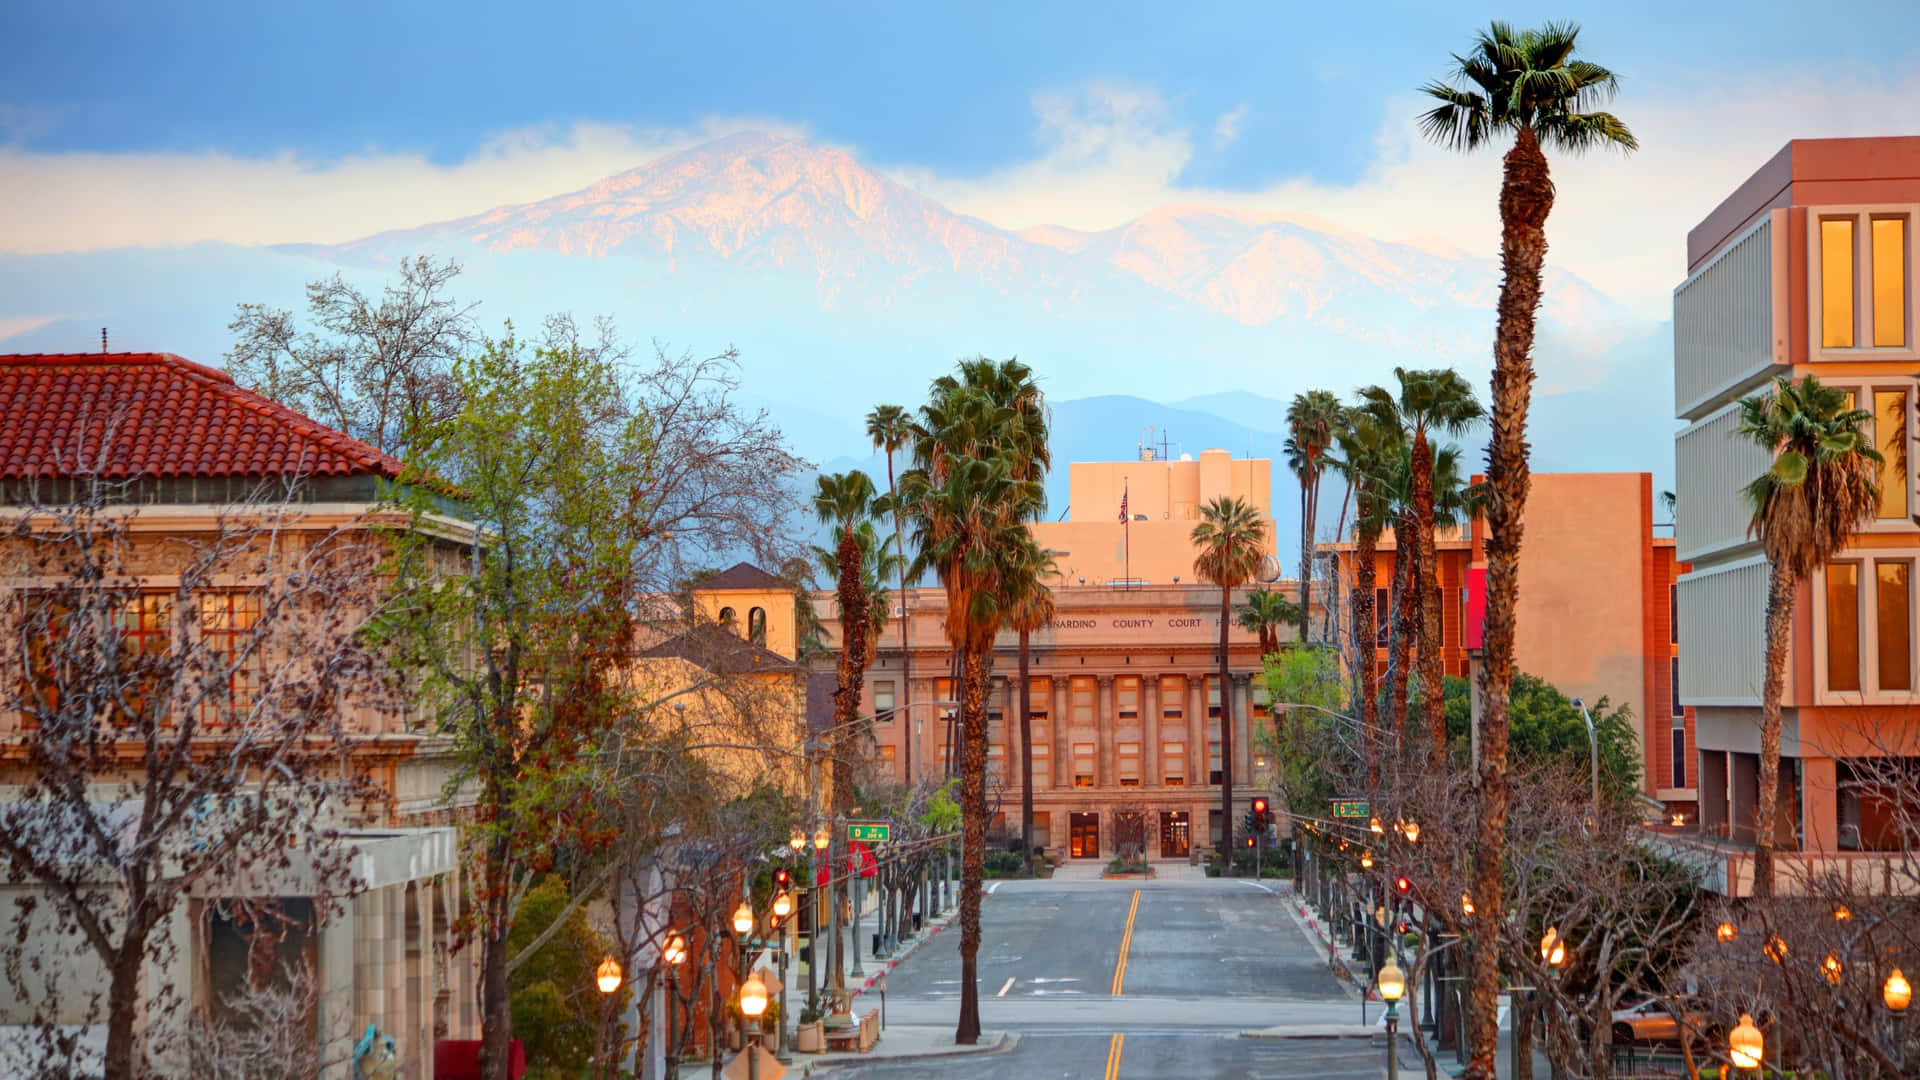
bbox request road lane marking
[1110,888,1141,996]
[1103,1032,1125,1080]
[1240,879,1275,893]
[997,977,1015,996]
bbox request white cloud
[0,314,57,341]
[1212,105,1249,150]
[0,117,805,255]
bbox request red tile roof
[0,353,409,481]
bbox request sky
[2,1,1917,319]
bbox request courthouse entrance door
[1159,811,1190,858]
[1069,812,1101,858]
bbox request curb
[852,914,955,996]
[806,1030,1019,1072]
[1239,1028,1381,1041]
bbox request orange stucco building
[1673,136,1920,894]
[1329,472,1695,812]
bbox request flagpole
[1123,480,1130,589]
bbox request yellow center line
[1111,888,1141,996]
[1104,1032,1125,1080]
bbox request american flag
[1118,490,1128,522]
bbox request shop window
[1116,676,1139,720]
[1073,742,1096,788]
[1162,741,1185,786]
[873,679,896,723]
[1117,742,1141,787]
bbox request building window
[1670,725,1686,789]
[1251,679,1269,720]
[1670,583,1679,645]
[1375,588,1390,646]
[1823,217,1856,349]
[1032,744,1050,788]
[987,744,1005,784]
[1209,809,1223,846]
[747,606,767,646]
[874,680,896,723]
[199,591,261,726]
[1028,676,1050,723]
[1670,655,1682,718]
[718,605,737,630]
[1878,561,1912,691]
[1116,676,1139,720]
[1828,562,1862,692]
[1160,676,1184,718]
[1874,216,1908,348]
[1073,742,1096,788]
[1071,677,1095,726]
[879,744,897,771]
[1877,390,1910,519]
[1207,677,1222,719]
[1117,742,1141,786]
[987,678,1004,742]
[1162,741,1185,786]
[1208,740,1223,785]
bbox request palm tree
[1235,587,1301,656]
[1360,369,1483,766]
[1334,408,1403,785]
[1286,390,1344,642]
[1002,539,1057,878]
[896,357,1047,1045]
[814,468,876,991]
[1379,445,1419,751]
[868,404,916,778]
[1421,25,1634,1076]
[1192,495,1270,863]
[1735,375,1879,897]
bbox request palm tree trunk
[1353,529,1381,788]
[1218,585,1235,864]
[1299,473,1315,641]
[1326,484,1353,641]
[955,645,989,1044]
[1753,560,1793,897]
[1386,513,1418,750]
[887,450,913,785]
[1412,430,1446,771]
[1019,627,1035,877]
[1466,123,1554,1080]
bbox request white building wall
[1678,555,1774,707]
[1674,210,1788,419]
[1676,402,1774,564]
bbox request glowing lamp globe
[664,933,687,966]
[1378,959,1406,1002]
[789,828,806,851]
[596,954,623,995]
[772,890,793,919]
[1728,1013,1763,1069]
[1403,821,1420,843]
[1541,927,1565,968]
[1823,953,1844,985]
[1715,921,1738,943]
[1360,852,1374,869]
[813,825,831,851]
[1370,816,1385,835]
[732,901,755,937]
[1461,892,1475,916]
[1887,968,1912,1012]
[739,971,769,1018]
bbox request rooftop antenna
[101,327,108,354]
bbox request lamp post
[1728,1013,1763,1074]
[663,933,686,1079]
[772,890,793,1061]
[594,954,622,1080]
[1569,697,1601,826]
[1887,968,1911,1072]
[809,822,830,1014]
[739,970,770,1080]
[1379,958,1406,1080]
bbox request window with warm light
[1819,211,1913,355]
[1828,562,1863,692]
[1878,390,1910,519]
[1874,216,1908,348]
[1824,218,1857,348]
[1878,561,1912,691]
[1822,557,1919,697]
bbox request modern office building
[1329,472,1695,815]
[1673,136,1920,894]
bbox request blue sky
[5,1,1914,189]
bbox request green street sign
[1330,800,1370,820]
[847,821,891,843]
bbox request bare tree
[227,255,478,459]
[0,474,388,1078]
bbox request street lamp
[1460,891,1474,916]
[1569,697,1601,826]
[1887,968,1912,1011]
[739,970,770,1080]
[1728,1013,1763,1071]
[790,828,806,852]
[1378,958,1406,1080]
[1824,953,1844,986]
[773,890,793,919]
[733,901,756,938]
[1540,927,1565,969]
[1715,920,1738,943]
[1370,816,1385,836]
[1360,851,1374,869]
[1402,821,1420,844]
[596,954,623,995]
[813,825,831,850]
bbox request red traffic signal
[1245,836,1256,848]
[1251,797,1268,814]
[774,868,791,887]
[1394,875,1413,895]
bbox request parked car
[1609,997,1721,1047]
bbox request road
[821,877,1417,1079]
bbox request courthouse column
[1232,673,1254,786]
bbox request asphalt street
[824,877,1404,1079]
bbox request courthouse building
[828,446,1289,862]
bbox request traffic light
[1245,835,1256,849]
[774,867,791,888]
[1242,811,1257,837]
[1250,797,1270,833]
[1394,874,1413,896]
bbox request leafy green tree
[508,876,619,1080]
[1734,374,1880,896]
[1259,648,1349,816]
[1420,26,1635,1076]
[1235,588,1301,656]
[1438,673,1636,801]
[1192,495,1271,862]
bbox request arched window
[748,607,768,646]
[718,606,737,632]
